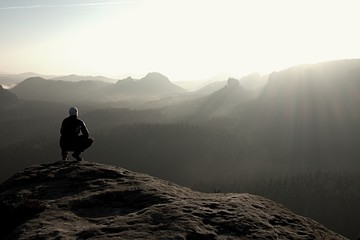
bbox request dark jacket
[60,115,89,150]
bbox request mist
[1,59,360,238]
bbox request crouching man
[60,107,94,161]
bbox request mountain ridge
[230,59,360,171]
[0,72,57,87]
[163,78,254,120]
[112,72,185,96]
[10,72,184,103]
[51,74,116,83]
[0,85,19,107]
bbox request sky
[1,0,360,81]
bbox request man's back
[60,115,89,138]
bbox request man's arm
[81,121,90,138]
[60,120,64,135]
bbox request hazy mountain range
[229,59,360,171]
[1,58,360,238]
[163,78,256,121]
[51,74,116,82]
[10,72,185,104]
[0,72,57,87]
[0,72,116,87]
[0,85,18,108]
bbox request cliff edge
[0,161,347,239]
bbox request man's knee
[81,137,94,150]
[87,137,94,148]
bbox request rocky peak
[227,77,240,88]
[115,76,135,85]
[141,72,170,84]
[0,161,346,239]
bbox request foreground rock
[0,161,346,239]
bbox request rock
[0,161,347,239]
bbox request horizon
[1,0,360,81]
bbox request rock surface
[0,161,347,240]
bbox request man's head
[69,107,78,116]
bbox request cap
[69,107,78,116]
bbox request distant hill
[238,72,269,90]
[11,73,184,104]
[173,73,230,92]
[0,161,346,239]
[194,78,253,119]
[0,85,19,107]
[176,73,268,92]
[163,76,264,117]
[0,72,57,87]
[184,73,267,96]
[51,74,116,83]
[11,77,111,103]
[164,78,253,120]
[193,81,226,95]
[109,72,185,97]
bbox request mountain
[238,72,269,90]
[0,161,346,239]
[197,78,253,118]
[0,85,19,107]
[233,59,360,169]
[11,77,111,103]
[11,73,184,104]
[0,72,56,87]
[109,72,185,97]
[175,73,268,92]
[193,81,226,95]
[174,73,230,92]
[164,78,253,120]
[51,74,116,83]
[160,77,262,119]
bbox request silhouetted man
[60,107,94,161]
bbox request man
[60,107,94,161]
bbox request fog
[1,59,360,238]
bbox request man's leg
[82,137,94,151]
[73,136,94,161]
[61,149,68,160]
[72,151,82,161]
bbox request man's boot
[62,151,68,160]
[72,152,83,161]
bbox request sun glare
[79,0,360,80]
[1,0,359,80]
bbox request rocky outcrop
[0,161,346,239]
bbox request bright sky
[1,0,360,81]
